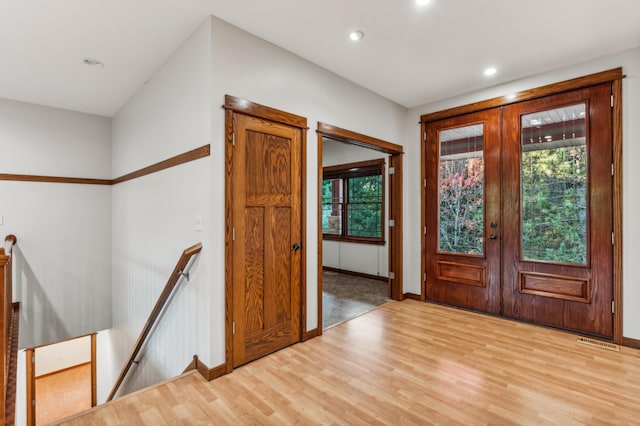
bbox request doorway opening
[25,333,96,425]
[321,145,390,329]
[317,123,404,334]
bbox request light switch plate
[194,214,203,231]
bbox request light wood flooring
[36,363,92,425]
[57,300,640,425]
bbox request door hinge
[612,232,614,245]
[388,167,395,175]
[232,132,235,146]
[424,131,427,140]
[612,301,615,314]
[423,273,426,282]
[424,179,427,187]
[232,321,236,335]
[612,163,614,176]
[611,95,614,108]
[389,272,395,280]
[232,227,236,241]
[389,219,395,228]
[424,226,427,235]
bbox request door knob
[292,243,302,252]
[490,234,497,240]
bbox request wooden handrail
[107,243,202,401]
[1,234,18,424]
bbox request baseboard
[403,293,423,301]
[187,355,227,381]
[183,356,197,373]
[622,337,640,350]
[322,266,387,282]
[196,356,210,380]
[208,364,226,380]
[303,328,319,342]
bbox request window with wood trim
[322,159,385,244]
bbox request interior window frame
[322,158,386,245]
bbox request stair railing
[1,234,19,424]
[107,242,202,401]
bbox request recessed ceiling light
[82,58,104,68]
[416,0,431,5]
[484,67,497,76]
[349,30,364,41]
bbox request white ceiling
[1,0,639,117]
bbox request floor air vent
[577,336,619,352]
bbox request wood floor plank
[57,300,640,425]
[36,363,92,425]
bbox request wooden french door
[425,109,502,314]
[425,83,614,338]
[502,84,613,337]
[228,109,303,367]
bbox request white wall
[406,47,640,339]
[107,15,407,397]
[0,99,112,424]
[34,334,91,376]
[15,350,26,426]
[322,139,389,278]
[108,17,213,397]
[0,99,112,349]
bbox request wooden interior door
[231,112,302,367]
[425,109,502,313]
[501,83,613,338]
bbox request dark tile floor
[322,271,390,329]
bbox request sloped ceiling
[1,0,639,117]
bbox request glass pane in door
[520,103,587,264]
[438,124,484,255]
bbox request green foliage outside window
[521,145,587,264]
[347,176,382,238]
[322,161,384,243]
[437,144,587,264]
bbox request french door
[425,108,502,314]
[425,83,613,338]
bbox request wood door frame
[317,122,404,335]
[25,333,96,426]
[421,68,624,343]
[224,95,307,373]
